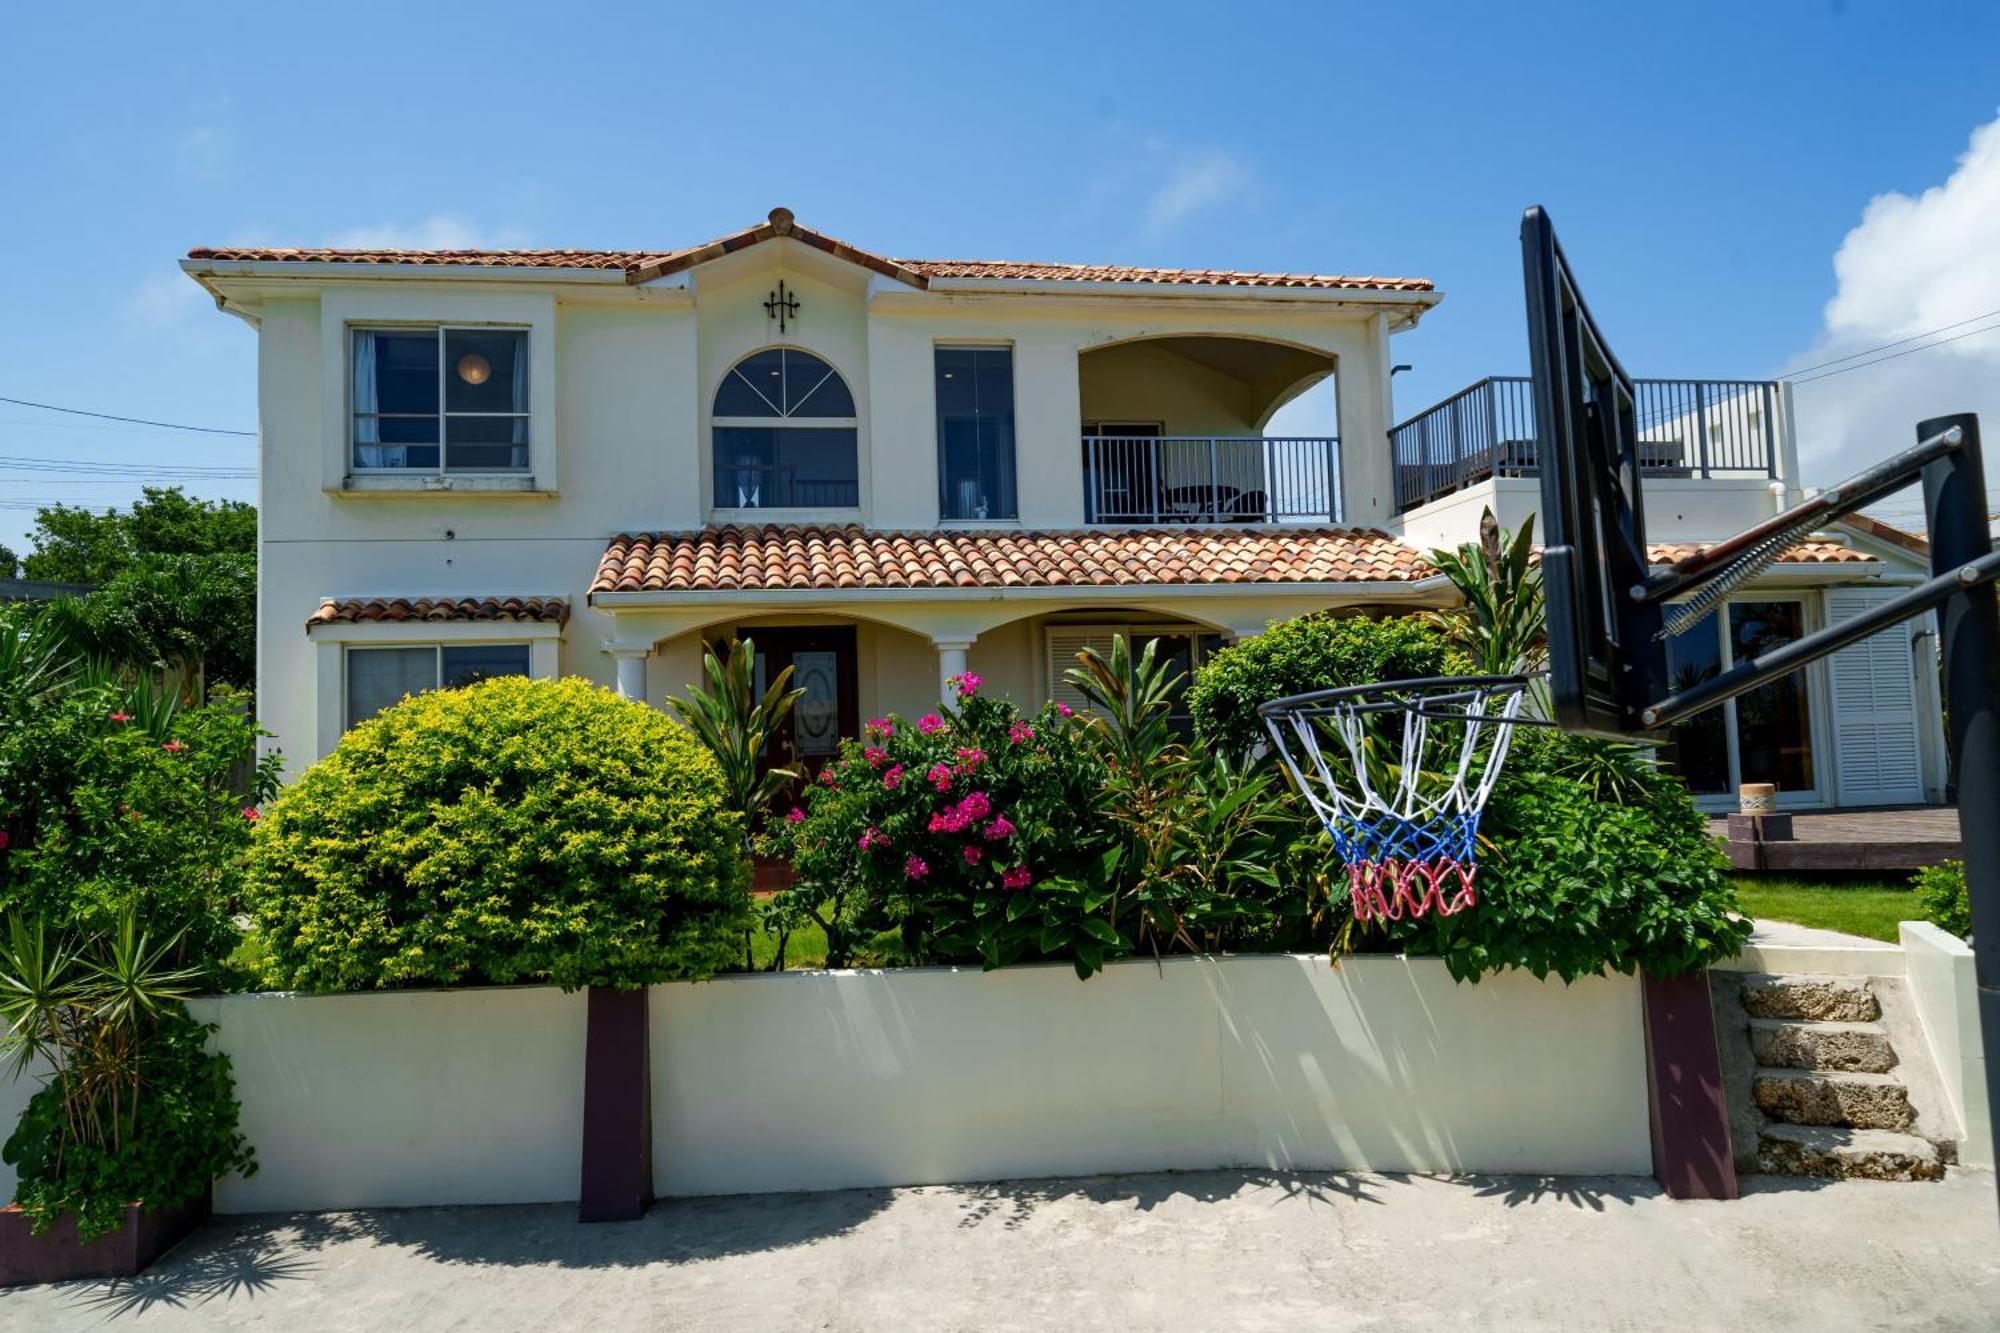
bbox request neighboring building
[0,579,95,601]
[182,208,1944,810]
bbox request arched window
[713,348,859,509]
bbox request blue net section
[1325,808,1483,870]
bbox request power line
[0,453,255,479]
[1785,307,2000,378]
[1788,320,2000,386]
[0,394,255,437]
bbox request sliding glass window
[936,346,1017,521]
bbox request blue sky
[5,0,2000,552]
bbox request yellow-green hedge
[246,676,749,991]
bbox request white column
[610,648,649,703]
[934,638,974,707]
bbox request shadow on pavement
[953,1168,1388,1231]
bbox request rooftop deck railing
[1083,435,1340,525]
[1389,376,1780,512]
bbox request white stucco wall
[651,954,1652,1196]
[1900,922,1992,1169]
[184,987,588,1212]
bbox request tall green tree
[0,544,17,580]
[18,488,254,585]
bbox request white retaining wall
[186,986,588,1212]
[0,955,1653,1214]
[1900,922,1993,1169]
[651,954,1652,1196]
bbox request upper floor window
[352,327,529,473]
[712,348,859,509]
[936,346,1017,521]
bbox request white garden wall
[1900,921,1992,1169]
[185,986,588,1212]
[1,956,1652,1215]
[650,954,1652,1197]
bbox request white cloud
[1789,110,2000,495]
[175,125,233,182]
[1142,148,1257,237]
[123,272,210,328]
[329,216,529,250]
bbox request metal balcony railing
[1388,376,1780,512]
[1082,435,1340,525]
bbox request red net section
[1346,859,1478,923]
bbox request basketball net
[1260,678,1529,924]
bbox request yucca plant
[668,637,806,829]
[1426,507,1546,676]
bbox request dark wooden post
[1640,970,1738,1200]
[578,985,653,1222]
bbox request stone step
[1752,1068,1915,1131]
[1757,1124,1944,1181]
[1748,1018,1897,1073]
[1739,974,1880,1023]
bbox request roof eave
[588,576,1450,609]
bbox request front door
[749,626,859,781]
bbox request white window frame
[709,346,862,516]
[340,642,535,730]
[307,619,562,761]
[349,324,532,476]
[934,342,1021,524]
[1668,591,1831,811]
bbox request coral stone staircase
[1735,974,1948,1181]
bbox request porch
[1711,805,1962,872]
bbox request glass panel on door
[1729,601,1815,792]
[790,650,841,757]
[1663,613,1730,795]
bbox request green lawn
[731,916,830,972]
[1730,873,1918,943]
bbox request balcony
[1082,435,1340,525]
[1389,376,1780,512]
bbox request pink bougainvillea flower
[949,671,983,698]
[928,809,963,834]
[858,826,888,851]
[1008,721,1035,745]
[956,791,992,822]
[904,854,930,881]
[1002,865,1033,890]
[108,711,132,724]
[883,764,904,790]
[785,806,806,824]
[818,768,838,787]
[984,814,1016,842]
[926,762,954,792]
[864,746,889,768]
[241,807,260,823]
[865,716,895,738]
[963,845,984,865]
[917,713,945,735]
[1057,702,1074,718]
[161,740,188,753]
[953,747,986,772]
[0,830,10,850]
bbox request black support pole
[1919,412,2000,1208]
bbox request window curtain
[352,332,383,468]
[508,335,529,469]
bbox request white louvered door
[1046,628,1121,714]
[1824,587,1927,806]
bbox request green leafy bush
[245,676,750,991]
[1914,860,1970,938]
[1372,745,1750,982]
[1188,614,1452,757]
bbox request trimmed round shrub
[1189,614,1453,757]
[246,676,749,991]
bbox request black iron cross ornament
[764,280,800,334]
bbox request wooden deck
[1711,805,1961,873]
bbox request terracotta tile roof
[188,208,1433,295]
[306,596,569,628]
[1837,513,1930,556]
[900,259,1435,292]
[1646,540,1875,566]
[591,526,1433,595]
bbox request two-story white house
[183,207,1945,811]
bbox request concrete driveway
[2,1169,1995,1331]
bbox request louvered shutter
[1824,587,1926,806]
[1046,628,1122,713]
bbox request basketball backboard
[1523,206,1666,737]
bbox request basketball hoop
[1258,676,1536,924]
